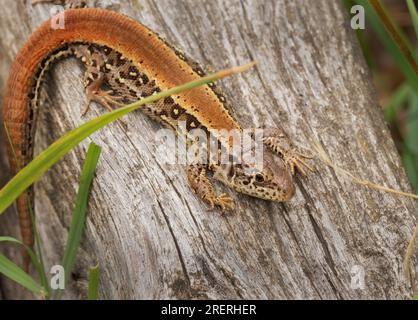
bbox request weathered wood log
[0,0,417,299]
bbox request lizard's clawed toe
[202,193,235,211]
[214,193,235,211]
[203,195,216,209]
[284,150,314,176]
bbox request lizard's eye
[255,173,264,183]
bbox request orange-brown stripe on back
[2,8,241,269]
[4,8,240,132]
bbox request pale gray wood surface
[0,0,417,299]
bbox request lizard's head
[215,151,295,201]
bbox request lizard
[2,2,313,269]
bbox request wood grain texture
[0,0,417,299]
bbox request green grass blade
[55,143,101,298]
[356,0,418,93]
[27,200,48,296]
[0,62,255,214]
[403,91,418,190]
[403,151,418,192]
[406,0,418,41]
[0,237,39,271]
[0,236,49,297]
[3,124,49,297]
[0,253,42,296]
[87,264,100,300]
[406,91,418,155]
[384,83,410,122]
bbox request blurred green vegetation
[346,0,418,191]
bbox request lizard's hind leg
[262,128,314,176]
[82,77,125,116]
[72,44,126,115]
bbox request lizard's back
[2,8,240,267]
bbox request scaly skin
[3,4,313,269]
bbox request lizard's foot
[82,78,125,116]
[82,79,128,126]
[262,128,314,176]
[83,90,125,115]
[204,193,235,211]
[280,149,313,176]
[187,164,235,212]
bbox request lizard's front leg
[187,164,235,210]
[262,128,314,176]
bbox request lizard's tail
[3,123,35,271]
[3,7,205,271]
[16,194,34,272]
